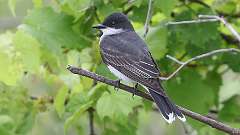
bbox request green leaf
[155,0,177,16]
[111,0,124,7]
[77,7,95,35]
[222,53,240,72]
[219,70,240,102]
[78,47,94,70]
[219,95,240,122]
[199,126,226,135]
[98,3,119,19]
[165,69,215,128]
[0,115,14,135]
[15,111,36,134]
[95,63,116,79]
[0,82,36,134]
[0,115,14,130]
[87,83,107,101]
[204,71,222,106]
[103,121,138,135]
[20,7,91,54]
[166,69,215,112]
[213,0,237,14]
[66,50,81,66]
[64,101,93,134]
[40,47,64,74]
[66,83,90,113]
[33,0,43,8]
[0,32,22,85]
[142,99,153,111]
[54,86,69,118]
[96,88,141,124]
[146,25,168,60]
[169,22,220,53]
[57,0,91,17]
[13,30,41,72]
[129,3,148,23]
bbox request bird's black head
[93,12,134,31]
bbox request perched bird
[93,12,186,123]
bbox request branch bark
[88,108,95,135]
[160,48,240,81]
[67,65,240,135]
[221,33,240,47]
[165,18,219,25]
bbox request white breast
[100,28,131,83]
[107,65,134,83]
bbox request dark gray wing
[100,31,165,95]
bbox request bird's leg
[113,79,121,91]
[132,83,139,98]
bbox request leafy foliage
[96,88,141,124]
[1,0,240,134]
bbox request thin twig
[143,0,153,38]
[163,15,240,80]
[166,18,218,25]
[123,6,134,15]
[88,108,95,135]
[198,15,240,42]
[166,15,240,44]
[30,96,54,103]
[220,33,240,47]
[217,11,240,18]
[67,65,240,135]
[88,80,97,135]
[166,55,184,65]
[160,48,240,80]
[181,0,240,18]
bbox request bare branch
[166,15,240,43]
[198,15,240,43]
[166,18,218,25]
[166,55,184,65]
[143,0,153,38]
[67,65,240,135]
[160,48,240,80]
[163,15,240,80]
[220,33,240,47]
[30,96,54,103]
[88,108,95,135]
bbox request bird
[92,12,186,123]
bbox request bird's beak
[92,24,107,29]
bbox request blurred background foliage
[0,0,240,135]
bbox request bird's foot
[132,83,139,98]
[113,79,121,91]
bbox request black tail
[148,88,186,123]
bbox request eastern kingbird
[93,12,186,123]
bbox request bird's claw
[114,79,121,91]
[132,83,138,98]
